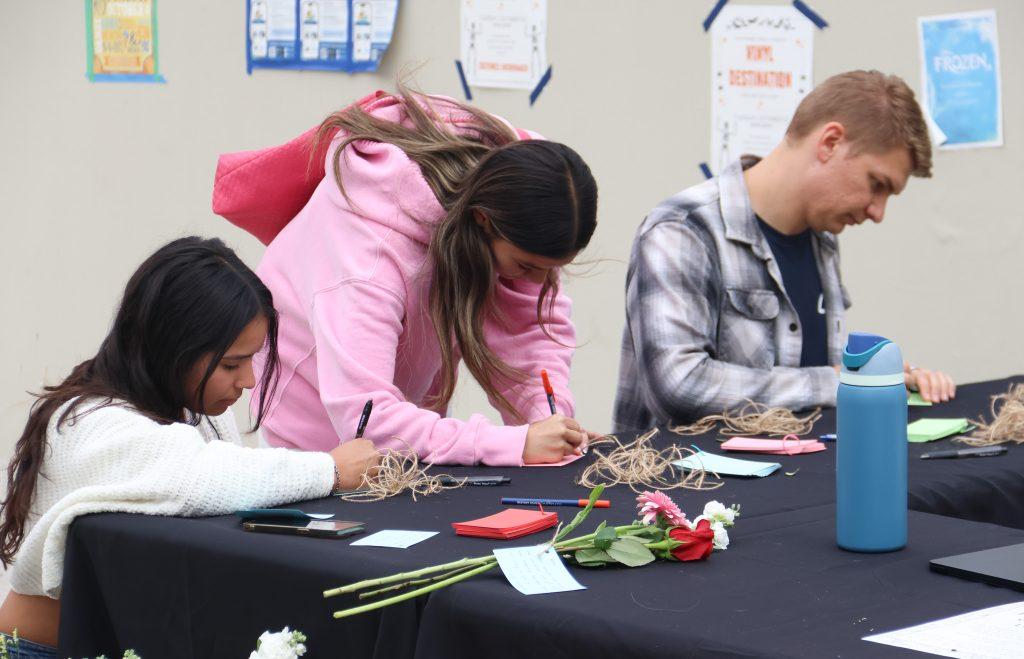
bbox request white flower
[700,500,737,527]
[710,521,730,550]
[249,627,307,659]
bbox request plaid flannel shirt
[613,158,850,432]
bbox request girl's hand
[523,414,586,464]
[329,438,382,490]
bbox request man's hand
[904,361,956,403]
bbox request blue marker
[501,497,610,508]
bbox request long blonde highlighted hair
[313,86,597,420]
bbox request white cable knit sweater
[10,398,335,598]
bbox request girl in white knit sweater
[0,237,380,654]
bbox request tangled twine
[957,384,1024,447]
[577,428,723,493]
[338,449,463,502]
[669,400,821,437]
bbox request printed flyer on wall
[919,10,1002,150]
[460,0,547,90]
[247,0,398,73]
[709,4,813,173]
[85,0,165,82]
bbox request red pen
[541,370,588,455]
[541,369,556,415]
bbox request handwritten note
[493,545,586,595]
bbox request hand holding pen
[520,370,591,464]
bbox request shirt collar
[719,156,837,255]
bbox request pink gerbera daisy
[636,491,689,527]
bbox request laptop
[930,543,1024,592]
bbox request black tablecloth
[58,376,1024,658]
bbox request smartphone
[243,519,365,539]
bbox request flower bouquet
[324,485,740,619]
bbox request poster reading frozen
[919,10,1002,149]
[710,5,814,173]
[461,0,547,90]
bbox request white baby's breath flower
[701,500,737,526]
[710,521,730,550]
[250,627,307,659]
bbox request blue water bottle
[836,331,907,552]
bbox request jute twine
[338,448,463,502]
[669,400,821,437]
[577,428,723,493]
[957,384,1024,447]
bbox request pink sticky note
[720,437,826,455]
[526,453,584,467]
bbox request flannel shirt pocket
[719,288,779,368]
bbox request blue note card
[674,452,781,478]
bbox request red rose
[668,519,715,561]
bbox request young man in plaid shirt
[614,71,956,431]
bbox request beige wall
[1,0,1021,460]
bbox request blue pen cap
[841,332,904,382]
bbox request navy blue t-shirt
[756,217,828,367]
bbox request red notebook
[452,508,558,540]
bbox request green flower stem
[326,523,648,609]
[324,556,492,598]
[333,561,499,619]
[358,563,481,600]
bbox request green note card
[907,418,972,443]
[908,392,933,406]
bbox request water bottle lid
[846,332,888,355]
[843,332,891,369]
[841,331,904,382]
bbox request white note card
[493,545,586,595]
[863,601,1024,658]
[350,530,438,549]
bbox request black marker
[920,446,1007,460]
[355,399,373,439]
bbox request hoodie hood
[212,90,533,246]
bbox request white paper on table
[350,530,438,549]
[460,0,547,90]
[863,601,1024,658]
[493,545,586,595]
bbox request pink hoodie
[214,93,576,466]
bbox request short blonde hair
[786,70,932,178]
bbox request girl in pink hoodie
[212,89,598,467]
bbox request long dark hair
[316,87,598,419]
[0,236,279,567]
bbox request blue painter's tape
[703,0,729,32]
[90,73,166,83]
[455,60,472,101]
[699,162,713,179]
[529,65,553,106]
[793,0,828,29]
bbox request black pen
[355,399,373,439]
[920,446,1007,459]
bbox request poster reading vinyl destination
[710,5,813,173]
[460,0,547,90]
[86,0,164,82]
